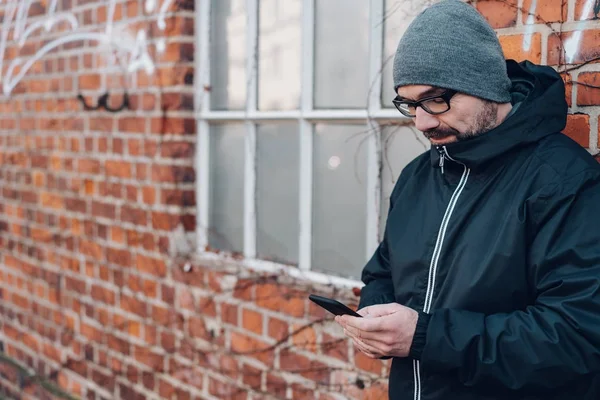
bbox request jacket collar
[429,60,567,170]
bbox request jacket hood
[430,60,568,168]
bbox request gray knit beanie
[393,0,512,103]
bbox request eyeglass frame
[392,89,458,118]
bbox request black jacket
[359,60,600,399]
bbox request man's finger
[358,303,402,318]
[353,337,384,358]
[344,325,392,346]
[344,314,386,332]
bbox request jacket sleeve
[358,236,396,309]
[415,171,600,390]
[358,170,408,310]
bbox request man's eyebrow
[398,87,445,101]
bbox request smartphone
[308,294,362,318]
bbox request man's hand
[335,303,418,359]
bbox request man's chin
[428,136,458,146]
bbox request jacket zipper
[413,146,470,400]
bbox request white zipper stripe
[416,146,470,400]
[413,359,421,400]
[423,165,469,313]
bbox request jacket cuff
[358,292,396,309]
[409,311,431,360]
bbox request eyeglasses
[392,89,457,118]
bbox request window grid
[196,0,396,280]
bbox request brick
[99,137,109,152]
[548,30,600,66]
[265,373,287,397]
[575,0,600,20]
[151,117,195,135]
[151,211,180,230]
[152,305,173,325]
[161,189,195,206]
[230,332,274,366]
[242,363,262,390]
[78,74,101,90]
[208,377,247,400]
[81,322,104,342]
[292,324,318,352]
[160,92,194,111]
[242,308,263,335]
[160,141,194,158]
[499,33,542,63]
[66,276,87,294]
[108,334,130,355]
[522,0,566,23]
[78,159,101,174]
[105,160,132,178]
[267,317,288,341]
[291,383,317,400]
[106,247,132,267]
[91,367,115,391]
[92,201,116,219]
[279,349,329,383]
[118,117,146,133]
[38,192,61,209]
[80,239,103,259]
[177,287,195,311]
[564,114,591,147]
[125,185,138,202]
[31,154,49,168]
[189,316,213,340]
[155,65,194,86]
[221,302,238,325]
[577,72,600,106]
[120,294,147,318]
[151,165,195,183]
[22,332,39,352]
[563,72,573,107]
[91,284,116,305]
[121,205,148,225]
[362,383,389,400]
[43,342,63,363]
[112,138,124,154]
[354,349,384,374]
[476,0,517,28]
[255,283,305,318]
[118,384,145,400]
[136,254,166,277]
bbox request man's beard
[424,101,499,143]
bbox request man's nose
[414,106,440,132]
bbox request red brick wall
[478,0,600,151]
[0,1,599,400]
[0,0,197,398]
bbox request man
[335,1,600,399]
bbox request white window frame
[194,0,405,287]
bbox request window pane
[312,124,368,279]
[314,0,369,109]
[258,0,301,111]
[256,123,300,264]
[211,0,247,110]
[379,125,429,240]
[209,124,246,253]
[382,0,425,107]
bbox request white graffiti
[522,0,537,52]
[0,0,175,96]
[563,0,595,63]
